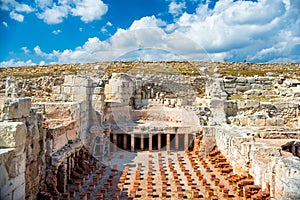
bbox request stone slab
[0,122,26,148]
[1,98,31,120]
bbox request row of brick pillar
[111,133,191,152]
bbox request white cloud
[21,47,30,54]
[39,60,46,65]
[0,0,34,13]
[37,4,69,24]
[101,21,114,33]
[36,0,108,24]
[130,15,167,30]
[34,16,209,63]
[9,11,24,22]
[169,1,186,16]
[0,59,36,68]
[2,21,8,27]
[7,0,300,64]
[106,21,113,26]
[52,29,61,35]
[0,0,33,22]
[15,3,34,13]
[166,0,300,62]
[34,45,58,59]
[71,0,108,23]
[35,0,52,9]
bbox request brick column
[149,133,152,152]
[175,134,179,150]
[113,134,117,152]
[157,133,161,150]
[166,133,170,154]
[131,133,135,152]
[184,133,189,150]
[140,134,144,150]
[123,134,127,150]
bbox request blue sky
[0,0,299,67]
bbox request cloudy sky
[0,0,299,67]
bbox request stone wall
[203,124,300,199]
[0,123,26,200]
[0,76,64,102]
[226,100,300,127]
[223,76,275,95]
[0,97,45,200]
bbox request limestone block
[274,157,300,199]
[239,117,248,126]
[1,173,25,199]
[53,133,67,152]
[0,122,26,148]
[257,77,270,82]
[266,117,277,126]
[13,183,25,200]
[245,100,260,109]
[248,117,255,126]
[5,152,26,178]
[69,94,87,101]
[73,86,90,96]
[251,84,264,90]
[52,86,61,94]
[66,129,77,141]
[224,83,236,88]
[236,77,247,83]
[63,86,72,94]
[255,118,266,127]
[74,76,91,87]
[52,94,67,102]
[277,118,285,126]
[0,164,9,189]
[237,101,246,109]
[1,98,31,120]
[247,77,256,84]
[64,75,75,86]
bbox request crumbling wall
[226,100,300,127]
[207,124,300,199]
[223,76,274,95]
[0,97,46,200]
[0,123,26,200]
[0,76,64,102]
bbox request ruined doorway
[161,134,167,150]
[144,135,149,150]
[178,134,184,150]
[152,134,158,150]
[135,134,141,150]
[126,134,131,150]
[170,134,176,150]
[117,134,123,150]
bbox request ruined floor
[62,145,269,200]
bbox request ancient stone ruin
[0,61,299,199]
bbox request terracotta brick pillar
[184,134,189,150]
[158,133,161,150]
[131,133,135,152]
[166,133,170,153]
[140,134,144,150]
[149,133,152,152]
